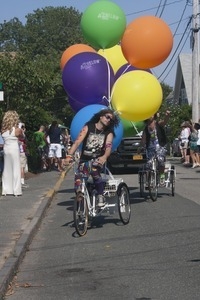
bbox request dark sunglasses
[104,114,113,121]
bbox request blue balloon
[62,52,115,105]
[70,104,123,151]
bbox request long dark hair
[85,108,120,137]
[48,120,58,134]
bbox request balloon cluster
[61,1,173,146]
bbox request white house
[173,53,193,105]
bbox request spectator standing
[0,132,4,175]
[47,121,63,172]
[1,111,23,196]
[60,129,67,169]
[33,125,49,171]
[65,108,119,207]
[18,123,29,188]
[197,122,200,159]
[189,122,200,168]
[179,121,191,165]
[62,128,70,153]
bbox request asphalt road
[5,160,200,300]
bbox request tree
[0,18,25,52]
[159,83,192,142]
[0,6,85,131]
[23,6,85,57]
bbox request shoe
[22,183,29,188]
[97,195,105,207]
[191,164,197,168]
[76,191,84,202]
[159,173,165,186]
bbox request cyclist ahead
[65,108,120,207]
[139,110,170,186]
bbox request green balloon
[81,1,126,49]
[121,119,145,137]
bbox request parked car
[107,136,146,173]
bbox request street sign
[0,91,4,101]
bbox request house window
[180,88,188,105]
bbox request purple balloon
[68,97,85,112]
[68,96,109,113]
[115,63,152,81]
[62,52,114,105]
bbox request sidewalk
[0,167,70,298]
[0,159,199,298]
[168,158,200,205]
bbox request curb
[0,166,72,299]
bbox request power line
[155,0,163,16]
[158,15,192,80]
[159,27,191,83]
[125,0,185,17]
[157,0,190,81]
[172,0,189,37]
[158,0,168,18]
[124,0,191,83]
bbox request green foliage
[159,83,192,142]
[0,6,84,173]
[23,6,85,56]
[0,18,25,52]
[0,6,83,135]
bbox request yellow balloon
[98,45,127,74]
[111,70,162,121]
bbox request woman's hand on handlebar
[93,157,105,167]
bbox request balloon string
[130,121,141,136]
[121,64,131,76]
[110,63,131,100]
[102,50,111,107]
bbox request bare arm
[158,110,170,127]
[67,125,88,157]
[96,132,114,165]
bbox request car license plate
[133,154,143,160]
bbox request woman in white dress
[1,111,23,196]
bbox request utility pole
[192,0,200,123]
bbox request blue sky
[0,0,193,87]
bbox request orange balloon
[60,44,96,69]
[121,16,173,69]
